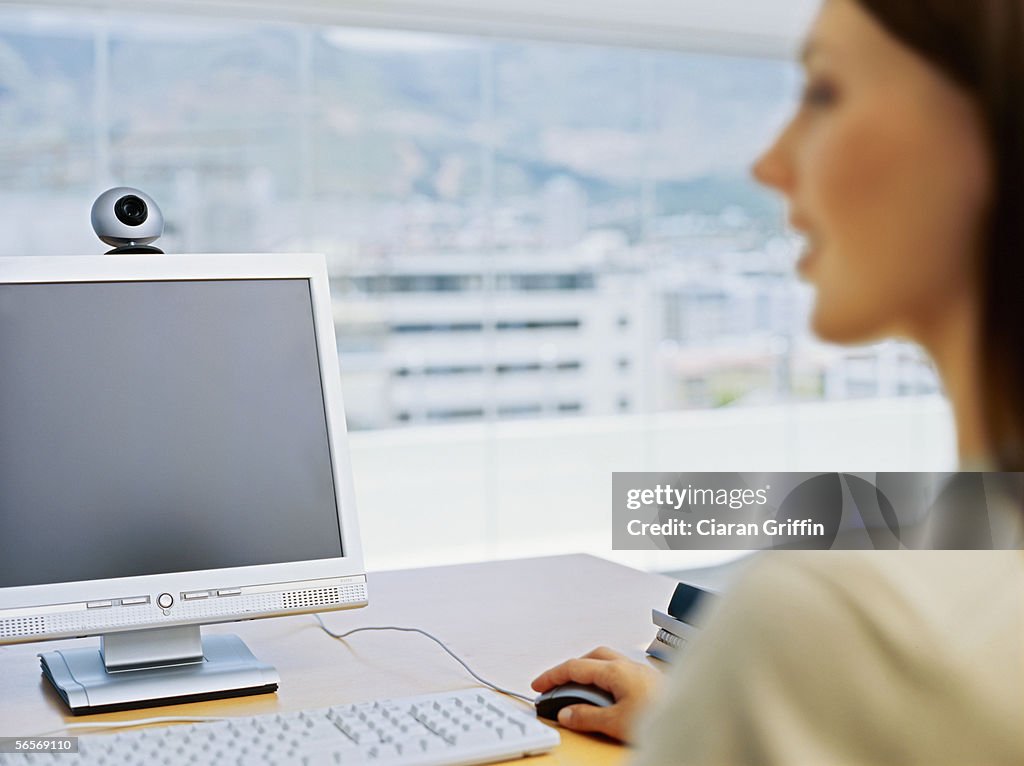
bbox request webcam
[91,187,164,254]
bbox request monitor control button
[157,593,174,609]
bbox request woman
[532,0,1024,762]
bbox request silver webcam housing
[91,187,164,253]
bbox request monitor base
[39,633,279,715]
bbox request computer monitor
[0,253,367,714]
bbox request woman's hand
[531,646,662,743]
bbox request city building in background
[332,250,652,429]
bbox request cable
[312,614,535,705]
[34,618,535,736]
[35,716,226,736]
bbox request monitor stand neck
[39,628,280,715]
[101,625,204,671]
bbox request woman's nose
[752,124,796,193]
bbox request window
[0,6,950,572]
[0,7,938,434]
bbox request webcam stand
[106,245,164,255]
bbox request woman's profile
[533,0,1024,762]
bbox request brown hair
[854,0,1024,470]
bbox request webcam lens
[114,195,148,227]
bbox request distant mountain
[0,15,791,230]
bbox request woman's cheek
[801,110,920,340]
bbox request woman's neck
[917,293,989,464]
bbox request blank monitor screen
[0,278,344,589]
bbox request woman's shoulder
[631,550,1024,765]
[722,549,1024,647]
[731,548,1024,605]
[709,550,1024,746]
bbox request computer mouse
[535,682,616,721]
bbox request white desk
[0,555,678,764]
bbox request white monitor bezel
[0,253,366,627]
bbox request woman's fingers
[557,703,619,736]
[530,657,617,693]
[582,645,627,661]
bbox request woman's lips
[796,240,820,277]
[788,214,820,277]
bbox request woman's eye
[801,80,837,108]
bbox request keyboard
[0,689,559,766]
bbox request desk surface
[0,554,677,764]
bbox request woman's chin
[809,300,888,346]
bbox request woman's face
[753,0,991,346]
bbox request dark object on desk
[646,582,717,662]
[535,682,616,721]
